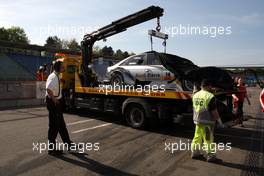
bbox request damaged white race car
[106,51,198,91]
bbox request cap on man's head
[201,79,212,87]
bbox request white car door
[119,55,147,81]
[145,52,175,82]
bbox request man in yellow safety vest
[191,79,225,162]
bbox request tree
[122,51,129,58]
[61,39,69,50]
[101,46,114,56]
[114,49,123,59]
[81,45,135,59]
[49,38,81,51]
[67,39,81,51]
[44,36,62,49]
[0,26,29,44]
[0,27,8,41]
[129,52,136,56]
[93,46,101,55]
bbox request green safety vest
[192,90,215,125]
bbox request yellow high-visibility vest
[192,90,215,125]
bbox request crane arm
[81,6,164,86]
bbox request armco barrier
[0,81,46,109]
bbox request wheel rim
[129,107,144,127]
[112,75,122,85]
[183,80,193,91]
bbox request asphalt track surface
[0,87,263,176]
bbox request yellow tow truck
[63,6,236,128]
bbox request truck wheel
[110,72,124,85]
[125,104,146,129]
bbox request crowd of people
[190,75,263,163]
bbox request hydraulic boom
[81,6,164,86]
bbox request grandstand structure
[0,40,119,81]
[221,65,264,87]
[0,40,81,108]
[0,40,82,81]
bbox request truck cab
[54,53,81,110]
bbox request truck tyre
[124,104,146,129]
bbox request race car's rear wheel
[182,80,194,91]
[110,72,124,85]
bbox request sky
[0,0,263,66]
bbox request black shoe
[67,142,75,152]
[48,150,63,155]
[68,142,83,152]
[191,151,204,160]
[240,124,245,127]
[207,155,222,163]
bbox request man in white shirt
[46,61,72,155]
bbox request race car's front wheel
[110,72,124,85]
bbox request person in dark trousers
[232,77,251,127]
[46,61,72,155]
[191,79,226,162]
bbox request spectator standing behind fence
[43,63,49,81]
[232,77,251,127]
[36,65,49,81]
[36,66,44,81]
